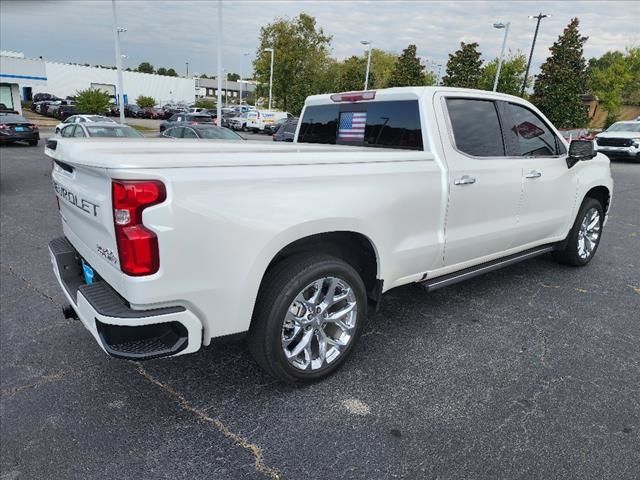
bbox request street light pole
[216,0,222,124]
[186,62,189,78]
[361,40,372,90]
[492,22,510,92]
[521,13,549,96]
[240,52,249,106]
[264,47,274,110]
[111,0,126,124]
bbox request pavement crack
[1,374,64,398]
[1,262,61,307]
[133,362,282,479]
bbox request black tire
[28,140,38,147]
[553,197,604,266]
[248,254,367,384]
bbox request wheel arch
[584,185,611,214]
[260,231,381,304]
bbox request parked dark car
[159,113,214,132]
[57,104,79,120]
[0,114,40,146]
[142,107,163,119]
[124,105,143,118]
[272,118,298,142]
[31,93,60,109]
[263,117,287,135]
[161,124,244,140]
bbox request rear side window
[502,103,565,156]
[298,100,423,150]
[446,98,505,157]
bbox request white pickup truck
[46,87,613,383]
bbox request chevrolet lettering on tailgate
[54,182,99,216]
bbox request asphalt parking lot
[1,144,639,480]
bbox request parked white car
[246,109,291,132]
[595,121,640,162]
[45,87,613,383]
[55,115,115,134]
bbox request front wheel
[553,197,604,266]
[248,254,367,384]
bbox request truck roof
[304,86,525,106]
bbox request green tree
[137,62,155,74]
[156,67,168,76]
[388,44,428,87]
[136,95,156,108]
[442,42,483,88]
[253,13,332,114]
[333,55,376,92]
[588,47,640,126]
[227,72,240,81]
[370,49,398,89]
[74,88,111,114]
[531,18,589,128]
[478,51,529,95]
[166,68,178,77]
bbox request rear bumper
[49,237,203,360]
[0,131,39,142]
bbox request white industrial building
[0,52,195,106]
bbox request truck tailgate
[51,160,125,295]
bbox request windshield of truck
[606,122,640,132]
[297,100,423,150]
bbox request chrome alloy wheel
[281,277,357,371]
[577,207,601,259]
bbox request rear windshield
[606,122,640,132]
[297,100,423,150]
[86,126,143,137]
[1,115,27,123]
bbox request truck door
[499,101,578,246]
[435,94,523,267]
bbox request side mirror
[567,139,596,168]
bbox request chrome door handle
[454,175,476,186]
[525,170,542,179]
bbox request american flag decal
[338,111,367,141]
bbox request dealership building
[1,51,257,112]
[0,51,195,108]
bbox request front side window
[503,103,564,156]
[73,126,86,137]
[446,98,505,157]
[164,127,182,138]
[182,127,198,138]
[61,125,75,137]
[64,116,76,124]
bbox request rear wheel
[248,254,367,384]
[553,197,604,266]
[28,140,38,147]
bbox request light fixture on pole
[492,21,510,92]
[521,13,550,96]
[111,0,126,124]
[264,47,274,110]
[361,40,372,90]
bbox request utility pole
[521,13,549,96]
[111,0,126,124]
[216,0,222,124]
[186,62,189,78]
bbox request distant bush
[194,99,215,109]
[136,95,156,108]
[75,88,111,114]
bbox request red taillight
[0,124,8,130]
[112,180,166,276]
